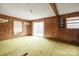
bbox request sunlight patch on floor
[0,36,79,56]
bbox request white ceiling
[0,3,79,20]
[56,3,79,15]
[0,3,55,20]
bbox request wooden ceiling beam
[50,3,59,16]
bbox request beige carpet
[0,36,79,56]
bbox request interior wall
[32,12,79,45]
[58,12,79,44]
[0,15,13,40]
[44,17,59,38]
[0,23,2,40]
[32,16,59,38]
[0,14,32,40]
[45,12,79,44]
[27,22,32,36]
[0,12,79,45]
[1,20,13,40]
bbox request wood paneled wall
[27,22,32,36]
[58,12,79,44]
[32,12,79,45]
[44,17,59,38]
[0,14,32,40]
[0,23,2,40]
[0,11,79,45]
[1,20,13,40]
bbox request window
[33,22,44,37]
[66,17,79,29]
[13,21,22,35]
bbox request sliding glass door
[33,22,44,37]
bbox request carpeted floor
[0,36,79,56]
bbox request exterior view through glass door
[33,22,44,37]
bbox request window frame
[13,20,23,35]
[66,17,79,29]
[33,21,44,37]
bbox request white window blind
[66,17,79,29]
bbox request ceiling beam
[50,3,59,16]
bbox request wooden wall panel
[44,17,59,38]
[26,22,32,36]
[1,20,13,40]
[58,12,79,44]
[58,29,79,43]
[32,12,79,45]
[0,23,2,39]
[0,11,79,45]
[32,17,59,38]
[0,14,32,40]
